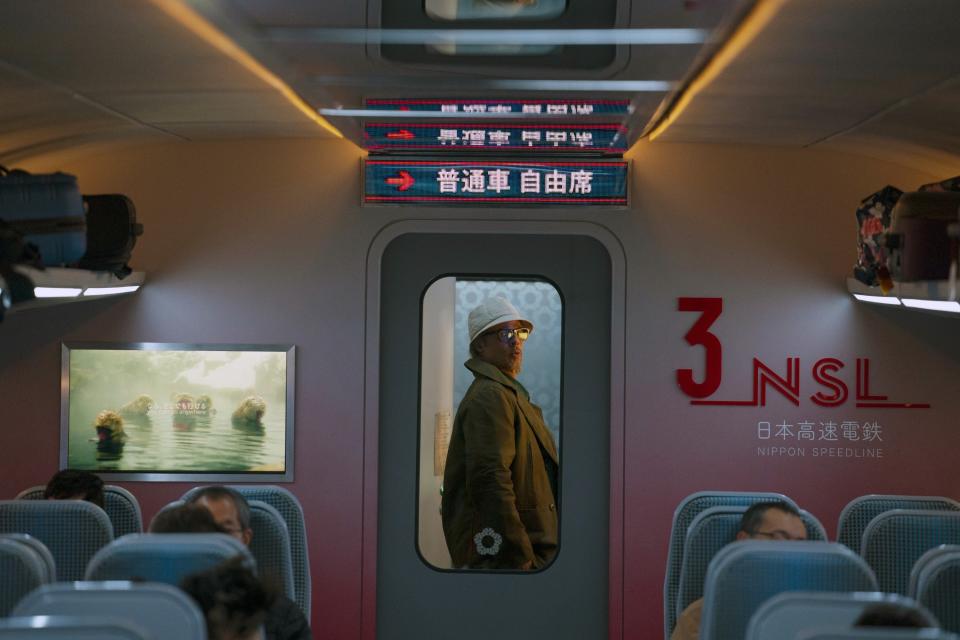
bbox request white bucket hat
[468,296,534,343]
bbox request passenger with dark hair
[738,501,805,541]
[186,486,253,546]
[671,500,808,640]
[43,469,105,509]
[149,503,227,534]
[181,556,276,640]
[185,486,312,640]
[855,602,931,628]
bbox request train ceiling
[0,0,958,171]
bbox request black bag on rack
[0,219,38,318]
[78,194,144,278]
[0,165,86,266]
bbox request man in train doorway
[671,501,808,640]
[441,296,559,570]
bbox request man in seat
[186,486,311,640]
[671,500,808,640]
[44,469,104,508]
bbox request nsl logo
[676,297,930,409]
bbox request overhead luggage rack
[846,277,959,317]
[5,266,144,314]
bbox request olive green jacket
[441,358,559,569]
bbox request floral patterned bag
[854,185,903,291]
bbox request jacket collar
[465,358,558,464]
[465,357,529,399]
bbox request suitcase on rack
[78,194,144,278]
[889,190,960,281]
[0,166,86,266]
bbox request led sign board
[364,160,628,206]
[365,99,630,115]
[365,123,627,152]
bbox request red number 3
[677,297,723,398]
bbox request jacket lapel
[517,398,559,465]
[466,358,560,465]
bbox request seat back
[14,581,206,640]
[85,533,253,585]
[183,484,310,617]
[700,541,879,640]
[908,545,960,598]
[17,485,144,539]
[746,591,938,640]
[802,510,829,541]
[911,546,960,633]
[0,500,113,580]
[664,491,798,639]
[102,487,143,538]
[149,499,185,526]
[677,506,745,621]
[0,534,56,583]
[13,486,45,500]
[838,495,960,551]
[0,615,150,639]
[675,504,826,624]
[249,500,296,602]
[0,539,49,616]
[797,630,958,640]
[861,510,960,595]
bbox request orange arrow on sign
[385,170,415,191]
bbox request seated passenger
[671,500,808,640]
[43,469,105,509]
[149,502,227,534]
[855,602,931,628]
[185,486,311,640]
[181,556,275,640]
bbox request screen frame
[60,341,296,482]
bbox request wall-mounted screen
[60,343,295,482]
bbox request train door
[366,221,622,639]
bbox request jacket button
[549,503,556,511]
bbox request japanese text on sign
[364,123,625,152]
[754,419,886,459]
[365,99,631,115]
[757,420,883,441]
[363,160,628,206]
[437,128,595,147]
[436,168,595,195]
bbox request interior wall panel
[0,138,956,638]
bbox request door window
[418,276,562,570]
